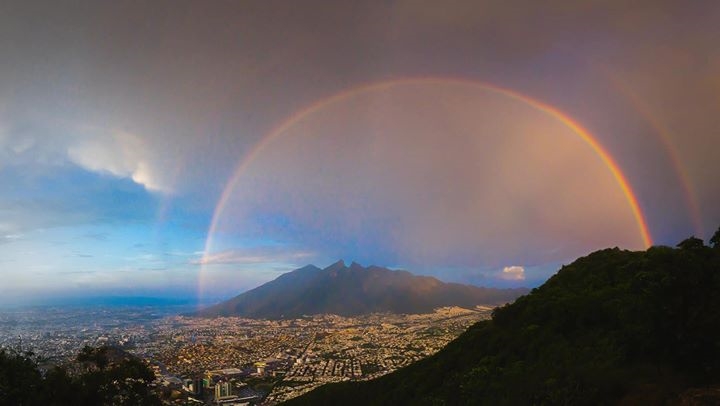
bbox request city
[2,1,717,404]
[0,305,492,404]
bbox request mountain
[285,231,720,405]
[196,260,528,318]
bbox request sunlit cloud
[500,266,526,281]
[67,130,168,193]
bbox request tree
[677,236,705,250]
[0,349,44,405]
[0,346,160,405]
[77,345,109,370]
[710,226,720,249]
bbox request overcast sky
[1,0,719,303]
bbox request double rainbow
[199,77,654,289]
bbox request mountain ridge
[196,261,527,319]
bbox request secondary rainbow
[200,77,654,294]
[605,72,703,236]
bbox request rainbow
[605,73,703,236]
[200,77,653,291]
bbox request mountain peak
[296,264,321,272]
[196,262,528,319]
[325,259,347,271]
[349,261,365,270]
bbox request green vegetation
[275,379,307,388]
[285,228,720,405]
[360,363,382,375]
[245,375,281,391]
[0,346,160,406]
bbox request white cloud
[0,113,212,196]
[0,123,68,168]
[10,137,35,154]
[193,247,315,266]
[500,266,525,281]
[67,130,168,193]
[0,234,21,245]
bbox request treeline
[0,346,160,406]
[285,228,720,405]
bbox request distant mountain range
[196,260,528,319]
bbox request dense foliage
[0,346,160,406]
[286,228,720,405]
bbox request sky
[1,0,719,304]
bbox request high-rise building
[191,376,204,397]
[214,380,232,400]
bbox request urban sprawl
[0,305,491,405]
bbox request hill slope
[196,261,527,318]
[285,234,720,405]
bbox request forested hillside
[286,229,720,405]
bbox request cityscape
[0,304,492,404]
[2,1,719,404]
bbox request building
[215,380,233,400]
[190,376,204,397]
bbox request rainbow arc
[198,77,654,297]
